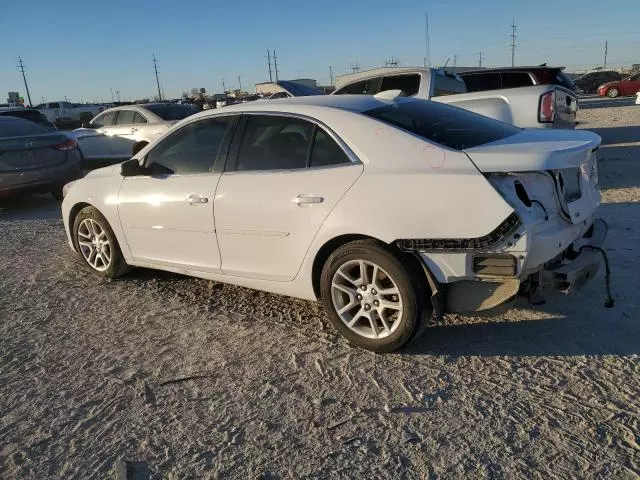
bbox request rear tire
[320,240,428,352]
[72,206,129,278]
[607,88,619,98]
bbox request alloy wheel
[77,218,112,272]
[331,259,403,339]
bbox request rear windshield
[142,104,198,120]
[363,100,521,150]
[0,117,53,137]
[0,110,49,125]
[277,80,324,96]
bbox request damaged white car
[61,94,609,352]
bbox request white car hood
[463,129,602,173]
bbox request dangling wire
[577,245,614,308]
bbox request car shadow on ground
[586,125,640,145]
[0,194,62,221]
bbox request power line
[510,18,517,67]
[153,54,162,101]
[273,50,279,82]
[266,50,273,82]
[16,57,33,106]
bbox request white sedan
[61,94,607,352]
[70,103,197,168]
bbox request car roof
[460,66,565,74]
[0,107,39,112]
[206,94,400,115]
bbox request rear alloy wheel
[607,88,619,98]
[72,206,129,278]
[320,240,427,352]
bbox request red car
[598,72,640,98]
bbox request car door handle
[187,194,209,205]
[130,127,138,133]
[291,195,324,206]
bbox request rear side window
[133,112,147,124]
[49,102,60,108]
[432,74,467,96]
[116,110,136,125]
[335,78,380,95]
[380,75,420,96]
[91,111,118,128]
[462,73,501,92]
[235,115,313,171]
[501,72,534,88]
[363,100,521,150]
[0,117,52,137]
[309,128,351,168]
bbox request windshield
[363,100,521,150]
[142,104,198,120]
[277,80,324,97]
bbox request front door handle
[291,195,324,206]
[187,194,209,205]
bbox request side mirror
[121,158,148,177]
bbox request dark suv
[458,66,577,93]
[574,71,623,94]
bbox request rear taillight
[54,138,77,151]
[539,91,555,123]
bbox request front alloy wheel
[607,88,619,98]
[77,218,112,271]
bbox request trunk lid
[0,133,70,171]
[464,129,602,225]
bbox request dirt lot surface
[1,105,639,479]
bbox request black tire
[607,88,619,98]
[320,239,429,353]
[132,142,148,156]
[72,206,129,278]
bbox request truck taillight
[54,139,78,151]
[539,91,555,123]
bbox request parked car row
[61,93,607,352]
[33,101,104,128]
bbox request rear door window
[309,128,351,168]
[116,110,136,125]
[380,74,420,96]
[133,112,148,124]
[432,74,467,96]
[501,72,534,88]
[363,100,521,150]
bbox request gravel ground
[1,105,639,479]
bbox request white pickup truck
[333,67,577,129]
[33,101,104,128]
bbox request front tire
[320,240,427,352]
[72,206,129,278]
[607,88,619,98]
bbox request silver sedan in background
[0,116,82,199]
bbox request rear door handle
[291,195,324,206]
[187,194,209,205]
[130,127,138,133]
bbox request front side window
[309,128,351,168]
[116,110,136,125]
[145,117,232,174]
[235,115,313,171]
[335,78,380,95]
[364,100,521,151]
[91,111,118,128]
[380,74,420,96]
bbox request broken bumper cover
[542,218,607,292]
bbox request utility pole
[510,17,517,67]
[453,54,458,74]
[153,54,162,101]
[116,90,121,102]
[478,52,485,68]
[110,88,114,102]
[604,41,608,69]
[329,66,334,85]
[424,13,431,68]
[273,50,279,82]
[222,78,226,92]
[266,50,273,82]
[17,57,33,106]
[350,62,360,74]
[238,75,242,92]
